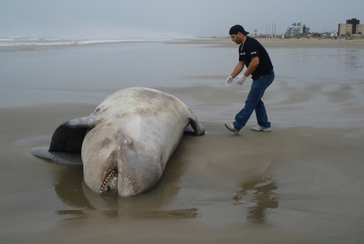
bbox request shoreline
[168,37,364,49]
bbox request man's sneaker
[251,125,271,132]
[225,122,239,134]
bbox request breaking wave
[0,36,191,52]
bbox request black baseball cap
[229,25,249,35]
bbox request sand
[1,38,364,243]
[170,37,364,49]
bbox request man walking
[225,25,274,134]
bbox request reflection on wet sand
[53,165,93,210]
[56,208,200,220]
[234,176,278,223]
[52,147,201,221]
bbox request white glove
[225,76,233,87]
[236,75,248,85]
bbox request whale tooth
[100,169,117,193]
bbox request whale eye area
[100,168,117,193]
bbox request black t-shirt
[239,36,273,80]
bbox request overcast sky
[1,0,363,38]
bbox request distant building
[338,18,364,36]
[329,31,338,37]
[285,22,309,37]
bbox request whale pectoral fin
[31,147,83,165]
[188,117,205,136]
[49,116,97,152]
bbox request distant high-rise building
[285,22,309,37]
[338,18,363,36]
[346,18,359,25]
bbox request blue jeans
[233,72,274,130]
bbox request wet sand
[1,39,364,243]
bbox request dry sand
[169,37,364,49]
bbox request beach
[171,36,364,48]
[1,38,364,243]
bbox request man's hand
[236,75,248,85]
[225,76,233,87]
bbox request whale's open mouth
[100,168,118,193]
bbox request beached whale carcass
[31,87,205,196]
